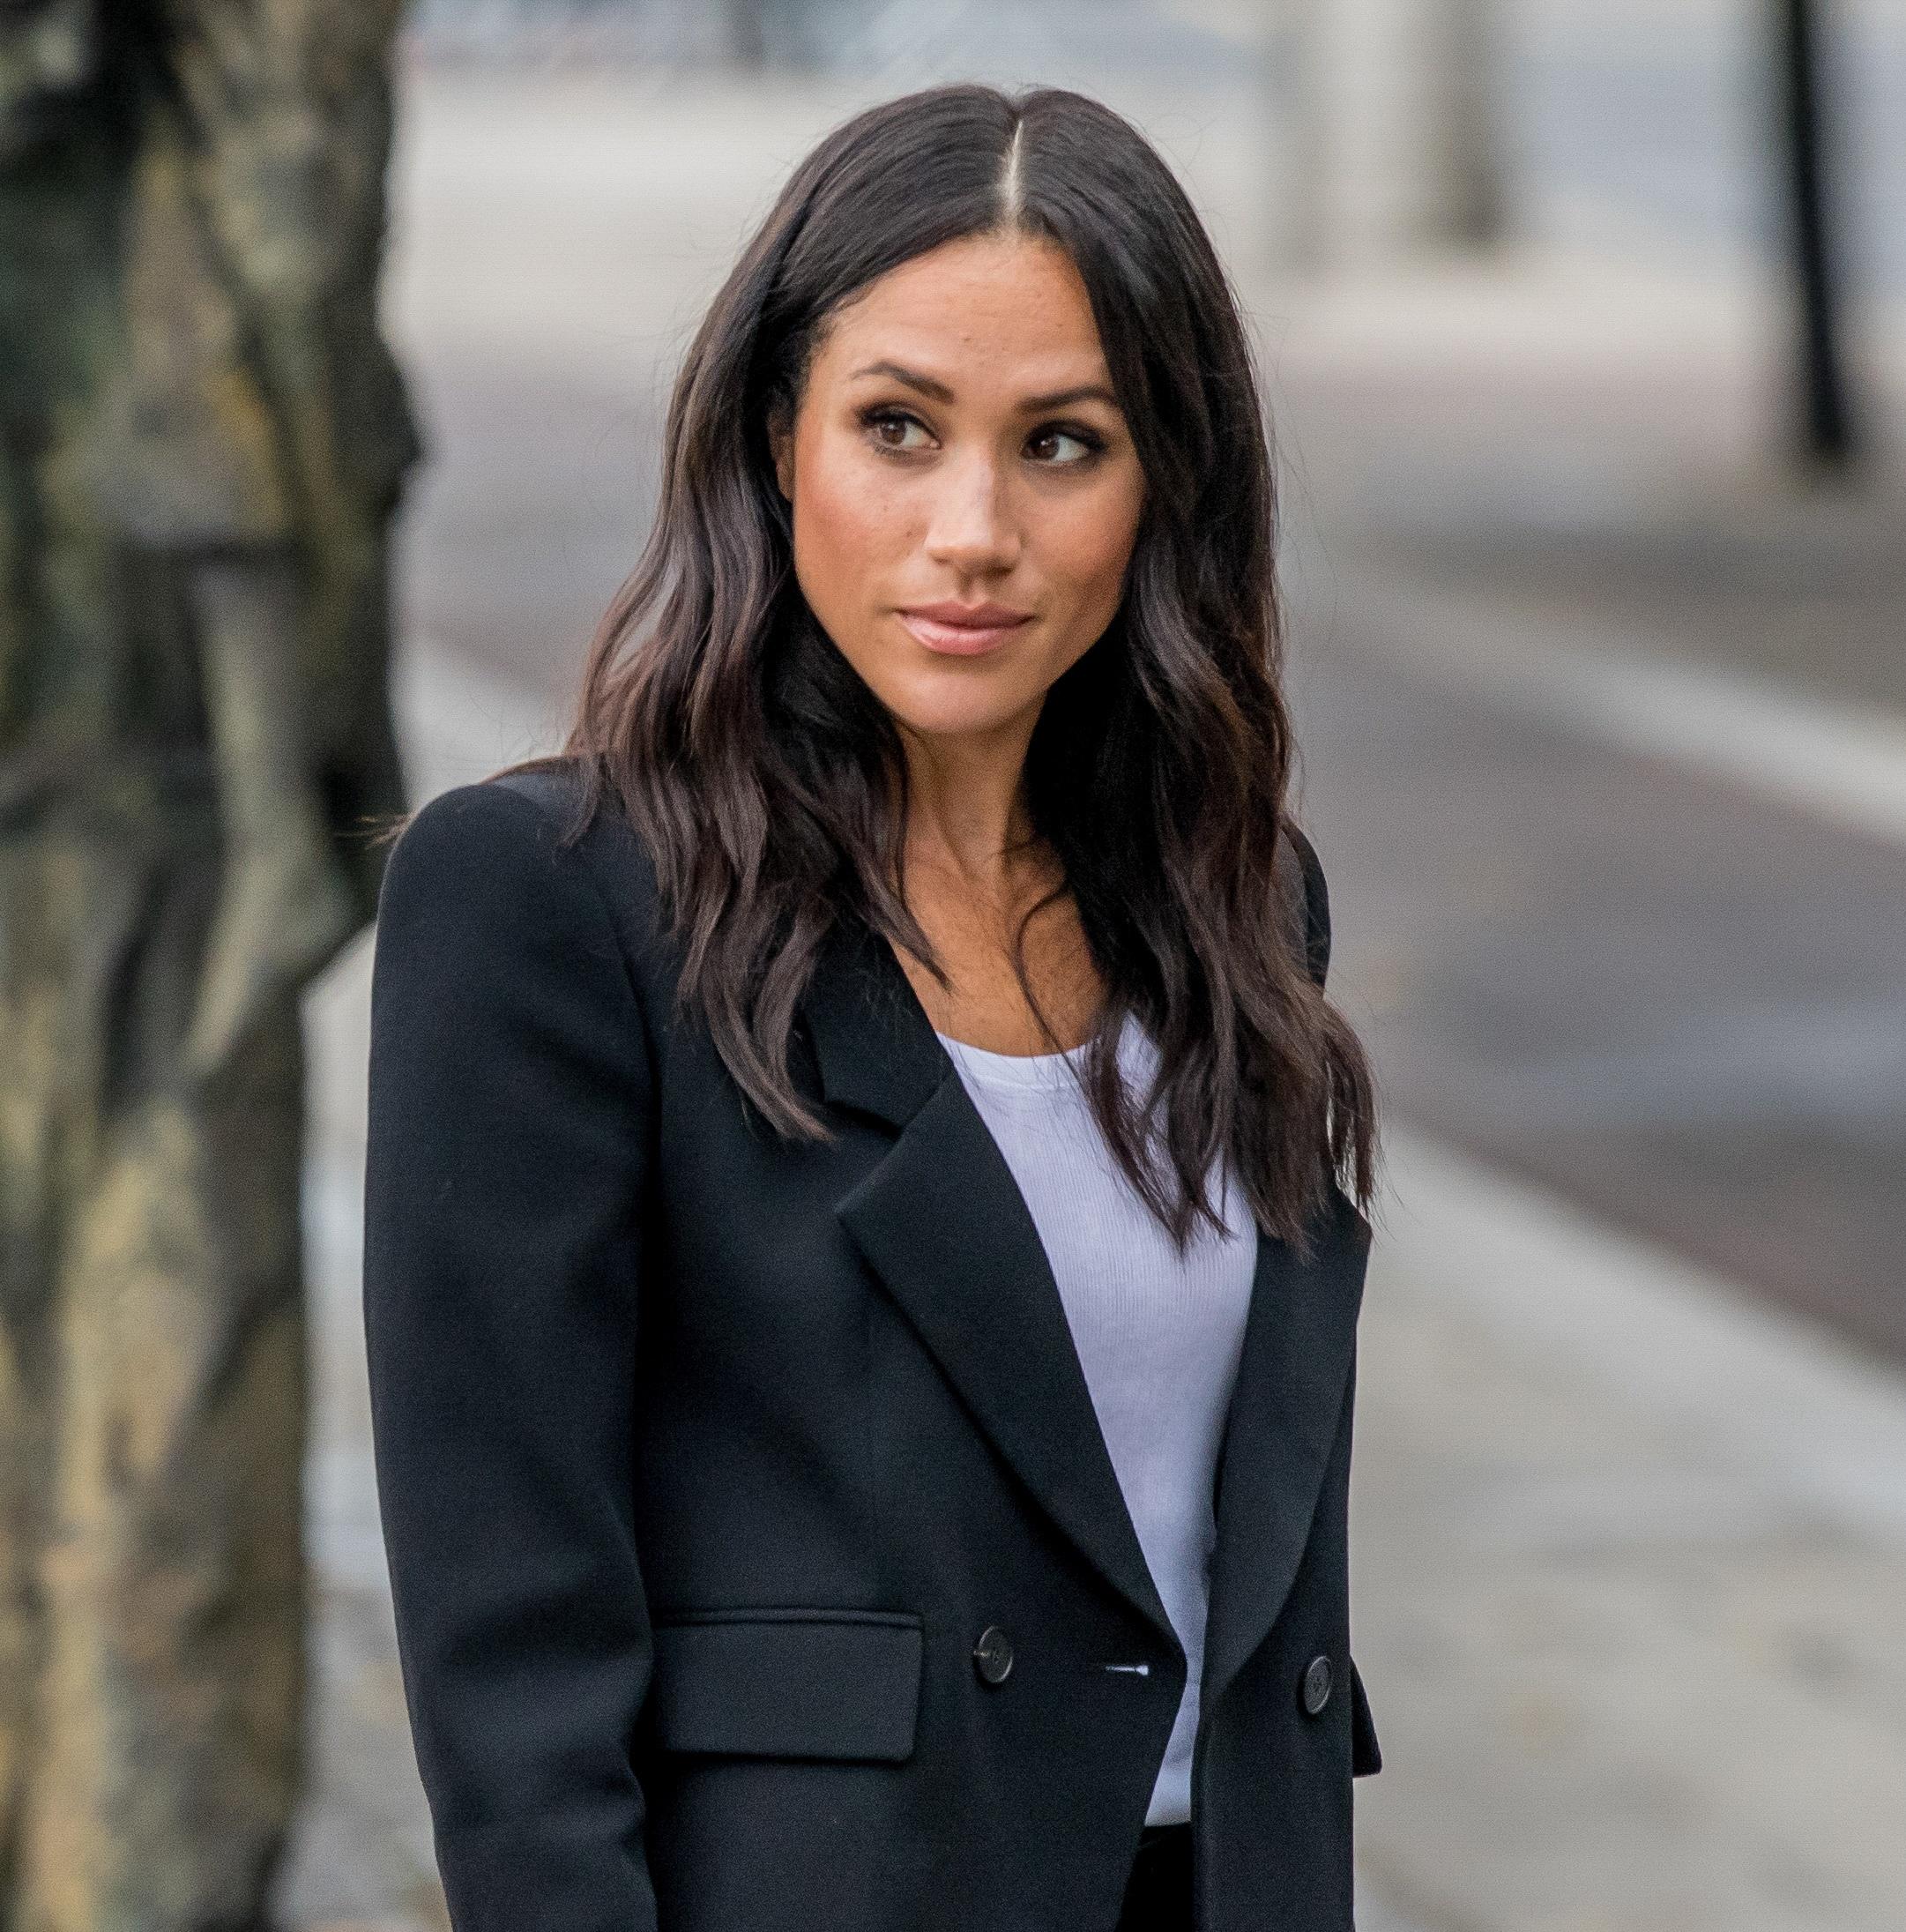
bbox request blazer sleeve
[362,780,659,1932]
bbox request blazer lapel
[802,916,1178,1649]
[1200,1187,1372,1713]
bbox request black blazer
[363,760,1381,1932]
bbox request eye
[862,407,932,453]
[1026,423,1105,466]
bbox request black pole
[1776,0,1858,467]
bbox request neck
[896,712,1043,891]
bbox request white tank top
[935,1018,1258,1825]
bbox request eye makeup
[856,404,1111,466]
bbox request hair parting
[996,116,1027,225]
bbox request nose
[922,450,1021,578]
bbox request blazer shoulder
[380,760,671,984]
[1275,817,1332,992]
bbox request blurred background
[10,1,1900,1928]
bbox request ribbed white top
[936,1018,1258,1826]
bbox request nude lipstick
[897,600,1033,656]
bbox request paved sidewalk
[1255,250,1906,726]
[1253,260,1906,1373]
[1266,248,1906,1932]
[1353,1130,1906,1932]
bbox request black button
[972,1625,1015,1685]
[1300,1653,1333,1716]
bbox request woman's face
[773,231,1146,748]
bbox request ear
[768,405,795,503]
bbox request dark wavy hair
[499,82,1378,1250]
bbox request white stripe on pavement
[1374,1123,1906,1550]
[1313,567,1906,852]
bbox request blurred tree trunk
[0,4,420,1926]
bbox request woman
[364,82,1381,1932]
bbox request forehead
[814,233,1111,387]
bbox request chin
[870,664,1042,744]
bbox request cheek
[1039,481,1143,625]
[791,440,914,617]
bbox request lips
[896,601,1033,657]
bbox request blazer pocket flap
[651,1610,923,1764]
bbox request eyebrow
[847,360,1120,414]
